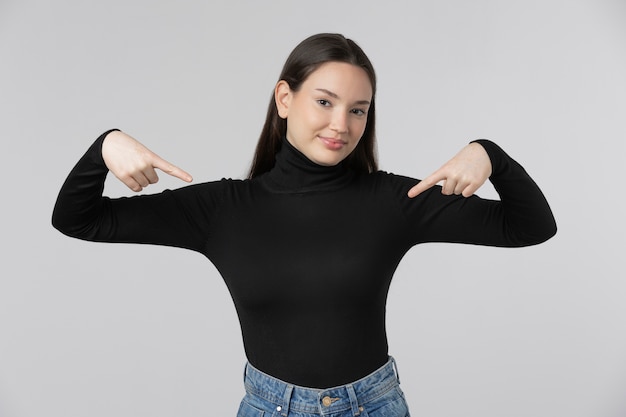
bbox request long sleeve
[387,139,557,248]
[51,130,220,253]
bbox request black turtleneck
[264,138,355,192]
[52,130,556,388]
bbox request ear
[274,80,292,119]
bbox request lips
[318,136,347,150]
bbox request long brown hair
[248,33,378,178]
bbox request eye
[351,108,367,116]
[317,99,331,107]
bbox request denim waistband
[243,357,401,416]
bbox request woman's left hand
[407,142,492,198]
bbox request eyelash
[316,99,367,116]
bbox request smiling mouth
[318,136,347,150]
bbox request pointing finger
[407,171,444,198]
[153,156,193,183]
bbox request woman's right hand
[102,130,193,192]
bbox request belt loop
[346,384,361,416]
[390,356,401,384]
[280,384,293,416]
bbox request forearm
[401,140,557,247]
[475,139,557,246]
[52,130,117,240]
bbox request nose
[329,109,348,134]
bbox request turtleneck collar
[261,138,355,193]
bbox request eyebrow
[314,88,371,106]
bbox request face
[275,61,373,166]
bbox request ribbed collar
[261,138,355,193]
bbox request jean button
[322,396,332,407]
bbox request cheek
[292,104,323,129]
[352,119,368,138]
[308,106,328,127]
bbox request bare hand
[407,142,492,198]
[102,130,193,192]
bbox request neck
[261,138,354,193]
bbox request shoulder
[166,177,252,203]
[181,177,250,190]
[360,170,420,192]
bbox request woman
[52,33,556,417]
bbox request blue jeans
[237,357,410,417]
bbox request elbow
[51,205,86,239]
[538,212,558,244]
[516,217,557,247]
[52,196,110,241]
[537,201,558,244]
[545,219,558,242]
[51,207,75,238]
[530,224,557,246]
[51,205,65,234]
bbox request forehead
[303,62,373,99]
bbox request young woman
[52,33,556,417]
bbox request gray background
[1,1,625,416]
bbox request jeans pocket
[359,386,410,417]
[237,399,266,417]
